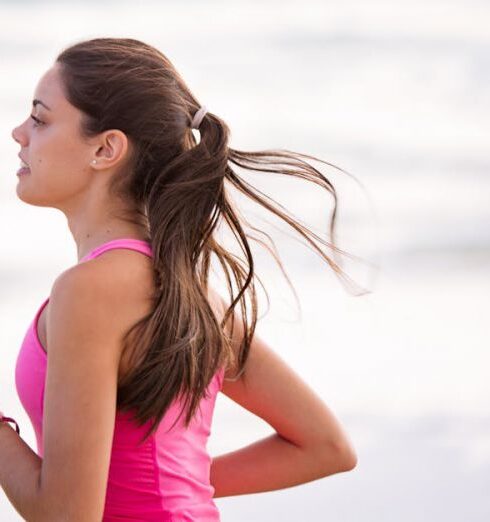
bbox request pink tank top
[15,238,224,521]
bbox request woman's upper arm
[216,292,356,458]
[40,262,126,520]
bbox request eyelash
[30,115,44,127]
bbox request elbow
[339,446,358,471]
[334,441,358,471]
[321,439,358,473]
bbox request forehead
[33,64,68,111]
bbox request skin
[11,62,147,260]
[3,63,357,519]
[11,61,153,383]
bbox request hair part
[55,37,371,445]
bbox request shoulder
[53,248,154,305]
[48,250,155,357]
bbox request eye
[30,115,44,127]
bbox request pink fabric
[15,238,224,521]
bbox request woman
[3,37,359,521]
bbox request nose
[11,121,27,146]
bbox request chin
[16,183,56,209]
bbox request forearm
[210,432,351,498]
[0,423,45,521]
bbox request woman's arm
[0,424,43,520]
[209,292,357,498]
[0,259,137,521]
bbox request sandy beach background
[0,0,488,520]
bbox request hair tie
[190,105,208,130]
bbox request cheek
[32,124,85,163]
[19,126,91,203]
[31,129,89,181]
[17,155,90,207]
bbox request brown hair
[55,37,371,445]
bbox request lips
[18,154,29,168]
[16,154,31,177]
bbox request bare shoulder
[81,247,154,291]
[50,250,155,375]
[53,248,155,311]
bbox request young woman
[3,37,359,521]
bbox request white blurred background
[0,0,488,520]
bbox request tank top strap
[79,238,153,263]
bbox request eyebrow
[32,99,52,111]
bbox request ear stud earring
[92,160,97,164]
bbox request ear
[92,129,129,170]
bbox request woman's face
[11,63,95,210]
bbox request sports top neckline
[32,237,153,359]
[79,237,152,263]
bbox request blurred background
[0,0,488,520]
